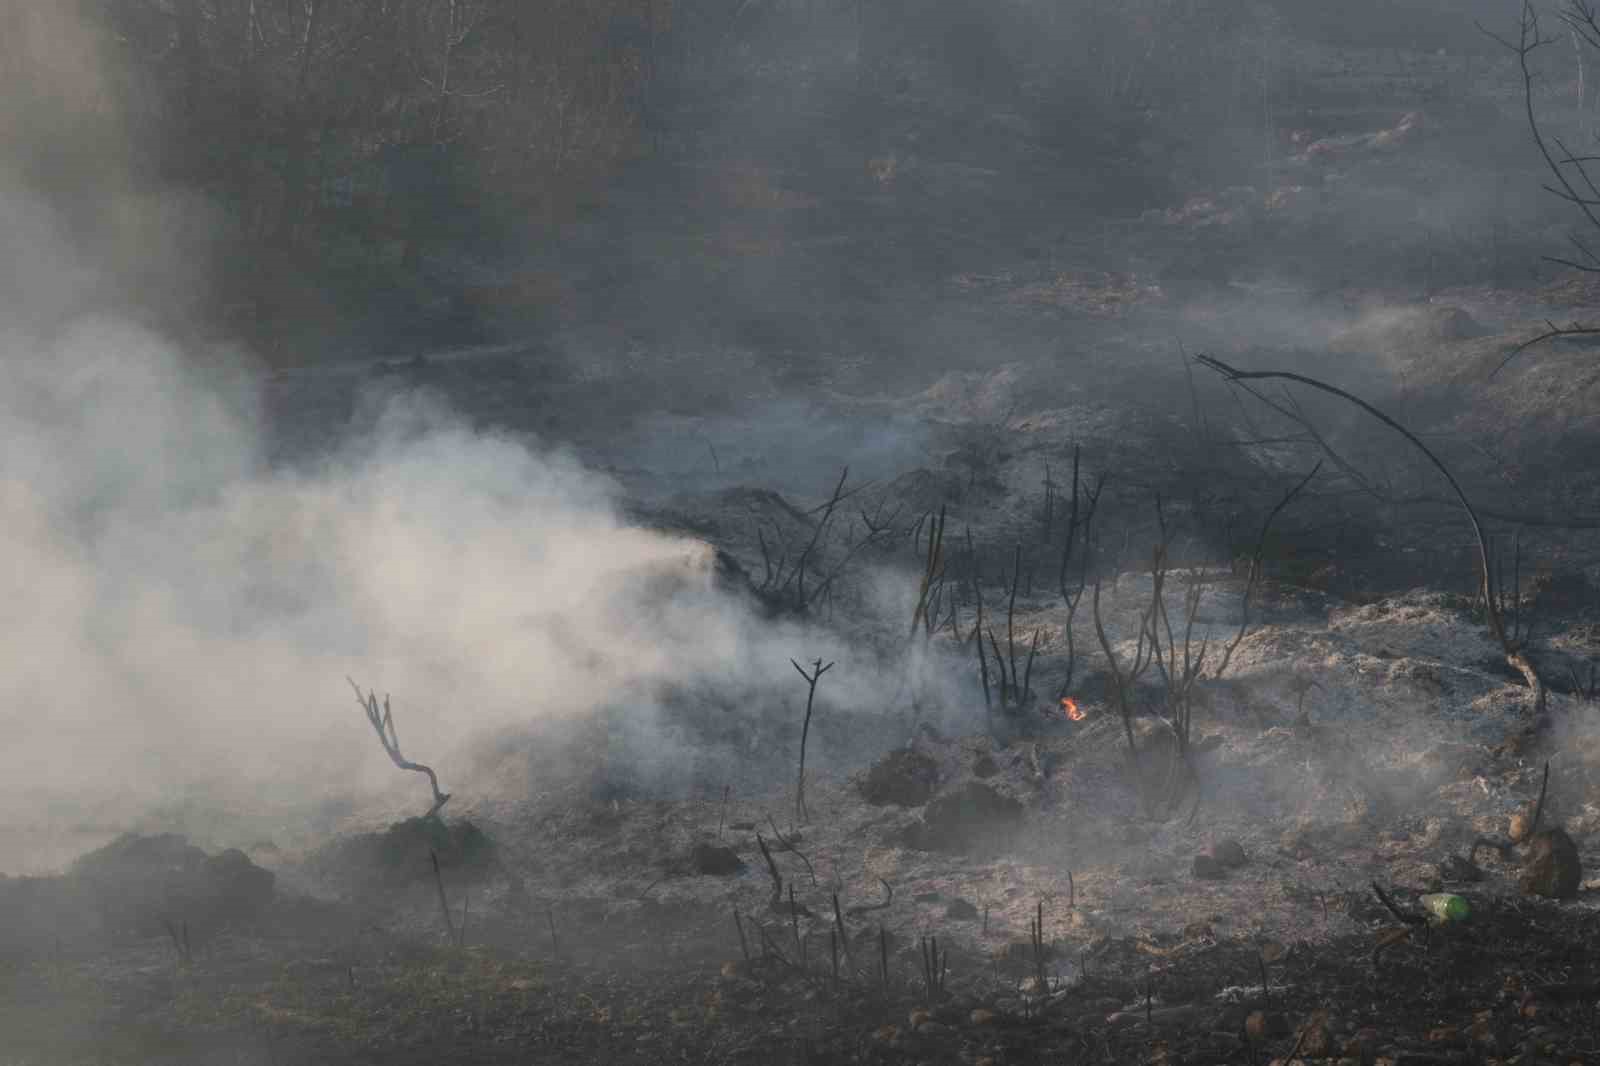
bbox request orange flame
[1061,697,1086,722]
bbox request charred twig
[1568,660,1599,701]
[1531,759,1551,836]
[968,528,992,709]
[756,833,784,907]
[718,784,730,838]
[429,850,458,947]
[1092,580,1137,756]
[909,506,947,640]
[790,885,804,964]
[1214,461,1323,678]
[791,657,835,824]
[832,892,854,971]
[845,878,894,917]
[546,905,559,958]
[162,918,193,965]
[734,909,750,962]
[1370,880,1425,928]
[1031,900,1048,994]
[793,467,851,610]
[766,814,817,887]
[921,935,948,999]
[1056,447,1105,701]
[348,679,450,819]
[758,924,800,971]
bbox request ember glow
[1061,697,1086,721]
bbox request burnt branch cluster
[754,467,900,617]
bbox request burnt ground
[5,842,1600,1065]
[15,31,1600,1066]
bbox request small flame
[1061,697,1086,722]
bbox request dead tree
[1197,356,1547,717]
[348,678,451,819]
[1485,2,1600,371]
[791,657,834,824]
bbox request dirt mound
[307,817,496,893]
[859,748,940,807]
[0,833,279,950]
[72,834,275,933]
[900,782,1025,854]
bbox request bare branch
[347,678,450,819]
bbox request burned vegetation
[17,2,1600,1065]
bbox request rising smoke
[0,5,938,875]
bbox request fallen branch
[1195,356,1546,718]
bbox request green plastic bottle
[1421,893,1470,924]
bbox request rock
[1437,853,1483,883]
[945,898,980,921]
[1519,828,1582,899]
[972,753,999,779]
[690,843,746,876]
[913,891,942,903]
[1193,854,1227,880]
[860,748,940,807]
[1212,839,1248,869]
[904,782,1025,854]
